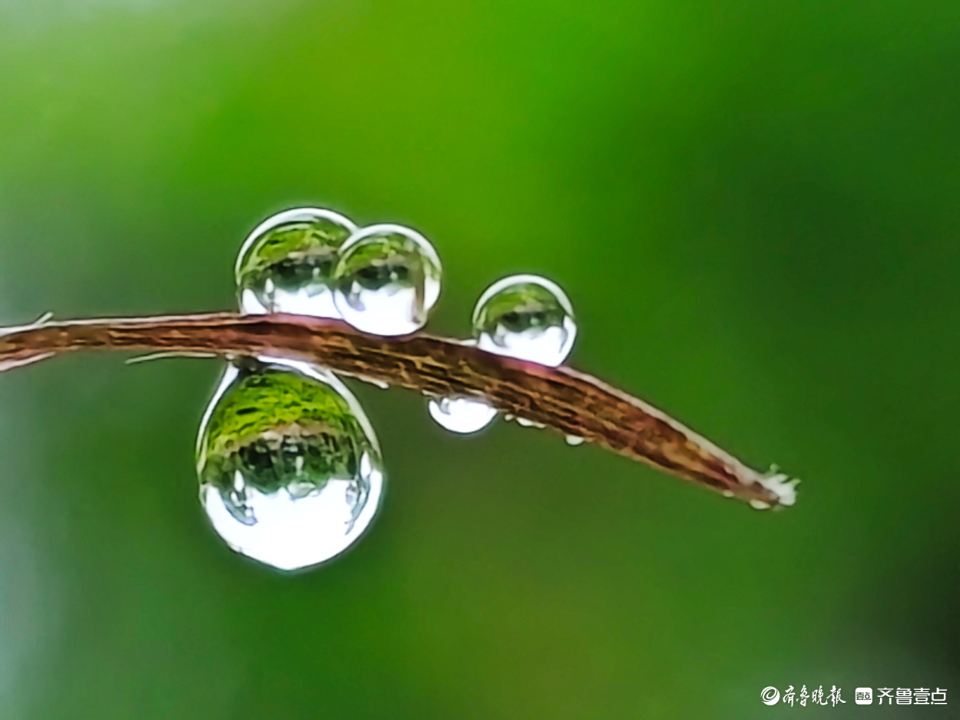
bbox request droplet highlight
[473,274,577,366]
[196,358,385,570]
[427,396,497,434]
[333,224,442,336]
[236,208,357,318]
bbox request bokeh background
[1,1,958,718]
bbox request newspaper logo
[761,687,781,705]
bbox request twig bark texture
[0,313,796,509]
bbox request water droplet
[473,274,577,366]
[515,417,545,429]
[424,341,491,431]
[333,224,442,336]
[427,396,497,434]
[196,358,385,570]
[236,208,357,318]
[564,435,585,446]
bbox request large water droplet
[427,396,497,434]
[236,208,357,318]
[196,358,385,570]
[333,224,442,336]
[472,274,577,366]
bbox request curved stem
[0,312,797,509]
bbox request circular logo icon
[761,687,780,705]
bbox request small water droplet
[515,417,545,429]
[333,224,442,336]
[473,274,577,367]
[236,208,357,318]
[425,337,492,431]
[564,435,585,446]
[722,490,734,498]
[427,396,497,434]
[196,358,385,570]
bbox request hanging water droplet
[515,417,545,429]
[196,358,385,571]
[333,224,442,336]
[472,274,577,367]
[236,208,357,318]
[426,339,498,433]
[564,435,585,446]
[427,396,497,434]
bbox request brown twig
[0,312,797,509]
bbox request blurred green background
[0,1,958,718]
